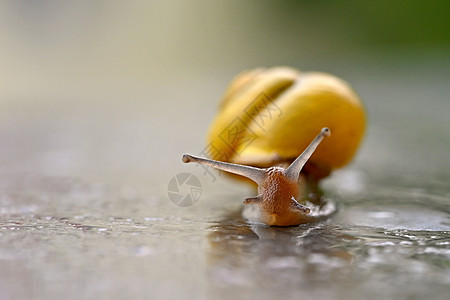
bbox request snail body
[182,67,365,226]
[183,128,331,226]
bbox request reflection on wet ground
[205,191,450,300]
[0,172,448,299]
[0,52,449,299]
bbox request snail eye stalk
[182,127,330,185]
[285,127,331,182]
[182,154,266,185]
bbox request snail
[182,67,365,226]
[183,127,330,226]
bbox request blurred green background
[0,2,449,300]
[1,1,449,85]
[0,0,448,189]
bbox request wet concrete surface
[0,56,449,300]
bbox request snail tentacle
[243,195,263,204]
[290,197,311,214]
[182,154,266,185]
[285,127,331,182]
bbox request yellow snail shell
[206,66,366,181]
[182,67,366,226]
